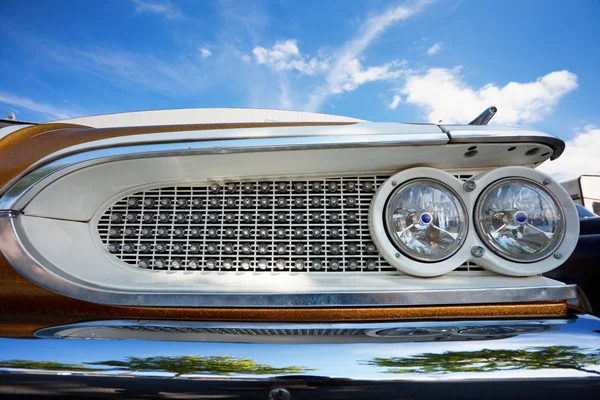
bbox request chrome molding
[441,125,565,160]
[0,214,577,307]
[0,129,447,211]
[1,316,599,399]
[0,123,564,211]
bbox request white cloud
[131,0,183,20]
[252,39,328,75]
[0,90,77,120]
[306,0,432,110]
[427,42,442,55]
[401,67,578,124]
[244,0,431,110]
[538,125,600,181]
[200,47,212,58]
[388,94,402,109]
[241,54,251,63]
[331,59,408,94]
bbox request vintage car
[0,107,598,399]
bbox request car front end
[0,108,598,399]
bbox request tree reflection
[0,356,313,376]
[0,360,94,372]
[88,355,312,376]
[365,346,600,375]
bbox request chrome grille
[98,175,482,273]
[98,176,393,272]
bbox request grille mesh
[98,175,481,273]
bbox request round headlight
[385,179,468,262]
[474,178,565,262]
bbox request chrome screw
[543,179,551,186]
[391,181,397,187]
[471,246,485,258]
[463,181,476,192]
[395,253,401,258]
[553,253,561,259]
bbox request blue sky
[0,0,599,179]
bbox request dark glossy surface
[0,316,599,398]
[579,215,600,234]
[546,235,600,314]
[1,375,598,399]
[546,216,600,314]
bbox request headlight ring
[474,177,565,263]
[369,167,471,277]
[369,166,579,277]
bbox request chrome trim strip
[442,125,565,160]
[1,316,599,397]
[0,130,448,211]
[0,215,577,307]
[52,122,436,154]
[36,317,572,329]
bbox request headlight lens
[474,178,565,262]
[385,179,467,262]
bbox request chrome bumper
[1,315,600,399]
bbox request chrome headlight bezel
[474,177,566,263]
[370,166,579,277]
[370,167,471,277]
[469,167,578,276]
